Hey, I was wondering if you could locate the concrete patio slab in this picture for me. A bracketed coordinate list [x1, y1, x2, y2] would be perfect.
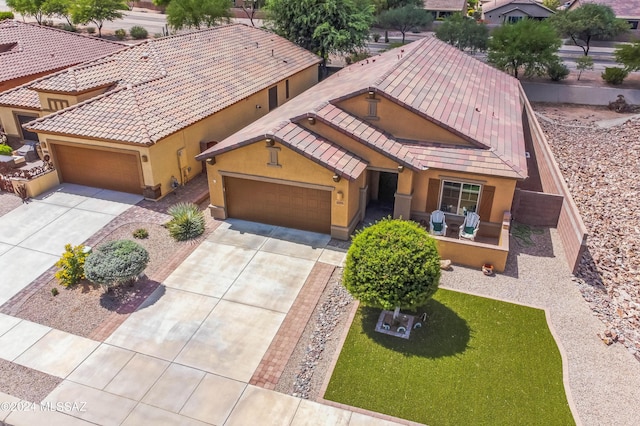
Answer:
[141, 363, 205, 414]
[179, 373, 246, 425]
[0, 247, 58, 305]
[348, 412, 403, 426]
[43, 381, 137, 426]
[0, 202, 69, 246]
[34, 184, 104, 207]
[0, 320, 50, 361]
[223, 251, 315, 313]
[19, 208, 115, 256]
[290, 400, 352, 426]
[175, 300, 285, 382]
[0, 242, 12, 256]
[122, 403, 209, 426]
[164, 241, 256, 298]
[225, 385, 300, 426]
[66, 344, 135, 390]
[0, 313, 21, 337]
[14, 329, 100, 378]
[75, 190, 142, 215]
[261, 227, 330, 261]
[5, 405, 96, 426]
[103, 353, 169, 401]
[106, 287, 218, 361]
[318, 248, 347, 267]
[208, 219, 275, 250]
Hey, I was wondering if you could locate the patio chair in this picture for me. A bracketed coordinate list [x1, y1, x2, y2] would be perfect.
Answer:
[429, 210, 447, 236]
[459, 212, 480, 241]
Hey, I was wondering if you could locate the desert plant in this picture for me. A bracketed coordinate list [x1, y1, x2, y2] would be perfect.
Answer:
[0, 11, 15, 19]
[129, 25, 148, 39]
[114, 28, 126, 40]
[167, 202, 205, 241]
[86, 26, 96, 34]
[0, 144, 13, 156]
[84, 239, 149, 290]
[547, 61, 569, 81]
[61, 23, 77, 32]
[133, 228, 149, 239]
[372, 32, 380, 42]
[601, 67, 628, 85]
[51, 288, 59, 296]
[343, 217, 441, 320]
[55, 244, 89, 287]
[576, 55, 594, 80]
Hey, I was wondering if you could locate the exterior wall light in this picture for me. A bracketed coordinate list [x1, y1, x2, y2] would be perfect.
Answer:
[332, 174, 341, 182]
[265, 138, 275, 147]
[206, 157, 215, 165]
[141, 155, 148, 162]
[397, 165, 404, 173]
[308, 117, 316, 124]
[336, 191, 344, 202]
[368, 90, 375, 99]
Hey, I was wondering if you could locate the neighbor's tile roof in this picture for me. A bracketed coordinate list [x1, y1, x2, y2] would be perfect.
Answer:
[23, 24, 321, 144]
[0, 85, 40, 109]
[0, 20, 124, 85]
[574, 0, 639, 19]
[199, 36, 528, 180]
[423, 0, 467, 12]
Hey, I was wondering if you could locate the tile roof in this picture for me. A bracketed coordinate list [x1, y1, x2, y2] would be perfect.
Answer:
[0, 85, 40, 109]
[0, 20, 124, 85]
[484, 0, 554, 13]
[23, 24, 322, 144]
[572, 0, 639, 19]
[423, 0, 467, 12]
[199, 36, 528, 180]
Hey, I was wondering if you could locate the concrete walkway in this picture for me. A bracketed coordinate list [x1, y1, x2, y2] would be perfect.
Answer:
[0, 219, 407, 426]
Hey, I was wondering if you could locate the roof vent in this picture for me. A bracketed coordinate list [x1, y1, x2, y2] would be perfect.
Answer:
[141, 52, 149, 60]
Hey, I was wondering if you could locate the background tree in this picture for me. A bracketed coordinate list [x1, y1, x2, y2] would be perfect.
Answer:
[615, 39, 640, 71]
[549, 4, 629, 56]
[436, 12, 489, 53]
[343, 218, 441, 320]
[6, 0, 46, 24]
[266, 0, 374, 69]
[166, 0, 230, 30]
[376, 4, 432, 44]
[239, 0, 264, 27]
[71, 0, 128, 37]
[575, 55, 594, 80]
[542, 0, 559, 11]
[488, 19, 561, 79]
[42, 0, 72, 26]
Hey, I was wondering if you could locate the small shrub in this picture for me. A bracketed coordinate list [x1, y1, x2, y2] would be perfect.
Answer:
[167, 202, 205, 241]
[547, 61, 569, 81]
[153, 33, 163, 39]
[0, 144, 13, 156]
[130, 26, 148, 40]
[55, 244, 89, 287]
[115, 29, 127, 40]
[86, 26, 96, 34]
[0, 11, 15, 19]
[576, 55, 594, 80]
[372, 33, 381, 42]
[61, 23, 77, 32]
[51, 288, 59, 296]
[601, 67, 628, 85]
[133, 228, 149, 239]
[85, 240, 149, 291]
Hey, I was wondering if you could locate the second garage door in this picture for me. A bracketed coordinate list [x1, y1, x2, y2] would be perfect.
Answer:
[52, 144, 143, 194]
[225, 177, 331, 234]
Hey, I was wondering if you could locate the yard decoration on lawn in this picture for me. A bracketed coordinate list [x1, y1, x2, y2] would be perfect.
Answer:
[343, 218, 441, 338]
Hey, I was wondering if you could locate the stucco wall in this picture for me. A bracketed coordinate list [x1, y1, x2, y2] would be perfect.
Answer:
[484, 4, 553, 25]
[0, 107, 41, 138]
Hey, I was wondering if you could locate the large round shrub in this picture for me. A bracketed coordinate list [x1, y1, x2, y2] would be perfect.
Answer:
[343, 218, 441, 311]
[85, 240, 149, 289]
[129, 25, 148, 40]
[167, 202, 205, 241]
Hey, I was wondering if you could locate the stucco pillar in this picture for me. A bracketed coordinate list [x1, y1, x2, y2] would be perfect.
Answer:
[369, 170, 380, 201]
[394, 192, 413, 220]
[359, 185, 368, 221]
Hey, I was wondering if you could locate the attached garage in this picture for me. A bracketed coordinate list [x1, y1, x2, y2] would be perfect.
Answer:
[225, 177, 331, 234]
[51, 144, 143, 194]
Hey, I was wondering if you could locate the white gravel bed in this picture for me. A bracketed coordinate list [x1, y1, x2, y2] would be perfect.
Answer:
[0, 359, 61, 403]
[441, 228, 640, 426]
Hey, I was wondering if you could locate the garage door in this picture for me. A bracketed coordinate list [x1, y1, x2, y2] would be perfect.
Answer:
[225, 177, 331, 234]
[52, 144, 142, 194]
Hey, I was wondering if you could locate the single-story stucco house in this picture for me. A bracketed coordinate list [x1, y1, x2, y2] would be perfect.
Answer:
[0, 24, 320, 199]
[483, 0, 555, 24]
[423, 0, 467, 19]
[197, 36, 532, 270]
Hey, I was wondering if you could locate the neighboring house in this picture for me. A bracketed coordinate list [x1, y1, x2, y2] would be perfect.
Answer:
[196, 36, 529, 254]
[423, 0, 467, 19]
[569, 0, 640, 32]
[482, 0, 554, 24]
[0, 24, 321, 199]
[0, 20, 124, 93]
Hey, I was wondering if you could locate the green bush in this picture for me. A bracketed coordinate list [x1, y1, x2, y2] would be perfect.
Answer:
[133, 228, 149, 239]
[0, 12, 15, 20]
[601, 67, 628, 85]
[0, 144, 13, 156]
[372, 33, 381, 42]
[343, 218, 441, 312]
[130, 26, 148, 40]
[61, 23, 77, 32]
[167, 203, 205, 241]
[547, 61, 569, 81]
[55, 244, 89, 287]
[114, 29, 127, 40]
[86, 26, 96, 34]
[85, 240, 149, 290]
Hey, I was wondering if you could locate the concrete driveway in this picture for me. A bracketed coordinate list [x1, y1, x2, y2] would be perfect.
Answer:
[0, 184, 142, 305]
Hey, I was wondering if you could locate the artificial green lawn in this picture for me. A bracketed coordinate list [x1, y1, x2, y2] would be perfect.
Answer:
[324, 289, 574, 426]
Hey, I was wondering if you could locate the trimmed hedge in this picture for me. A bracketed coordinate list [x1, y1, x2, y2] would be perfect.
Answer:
[0, 144, 12, 156]
[85, 240, 149, 289]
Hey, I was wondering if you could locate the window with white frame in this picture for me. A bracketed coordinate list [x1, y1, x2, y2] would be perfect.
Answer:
[440, 180, 481, 216]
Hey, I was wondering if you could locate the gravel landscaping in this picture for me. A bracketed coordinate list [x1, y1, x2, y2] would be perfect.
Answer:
[0, 359, 62, 404]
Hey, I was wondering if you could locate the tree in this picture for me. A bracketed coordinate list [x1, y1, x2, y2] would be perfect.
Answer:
[542, 0, 559, 11]
[84, 240, 149, 291]
[343, 218, 441, 320]
[165, 0, 230, 30]
[376, 5, 432, 44]
[42, 0, 72, 26]
[436, 12, 489, 53]
[71, 0, 128, 37]
[6, 0, 46, 24]
[549, 4, 629, 56]
[239, 0, 263, 27]
[488, 19, 562, 79]
[266, 0, 374, 68]
[615, 39, 640, 71]
[575, 55, 594, 80]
